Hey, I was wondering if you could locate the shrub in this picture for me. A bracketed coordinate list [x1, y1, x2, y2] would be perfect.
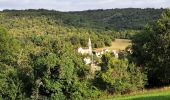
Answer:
[95, 54, 146, 94]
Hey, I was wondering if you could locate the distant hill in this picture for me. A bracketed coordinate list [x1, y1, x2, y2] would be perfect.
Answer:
[0, 8, 165, 48]
[69, 8, 164, 30]
[2, 8, 164, 30]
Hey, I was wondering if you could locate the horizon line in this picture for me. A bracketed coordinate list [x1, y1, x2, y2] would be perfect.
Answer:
[0, 7, 167, 12]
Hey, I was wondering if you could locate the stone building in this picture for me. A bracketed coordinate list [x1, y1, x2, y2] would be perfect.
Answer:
[78, 38, 92, 55]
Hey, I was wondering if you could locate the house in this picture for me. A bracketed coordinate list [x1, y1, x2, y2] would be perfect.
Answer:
[83, 57, 91, 65]
[111, 50, 119, 58]
[91, 64, 101, 73]
[95, 49, 104, 57]
[94, 48, 110, 57]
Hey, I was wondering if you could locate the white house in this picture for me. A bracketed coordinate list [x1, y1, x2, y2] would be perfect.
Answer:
[111, 50, 119, 58]
[94, 48, 110, 57]
[83, 57, 91, 65]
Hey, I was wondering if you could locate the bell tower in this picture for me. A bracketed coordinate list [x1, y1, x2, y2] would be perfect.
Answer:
[88, 37, 92, 55]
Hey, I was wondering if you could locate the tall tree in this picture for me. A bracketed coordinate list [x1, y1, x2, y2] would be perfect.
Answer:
[132, 9, 170, 86]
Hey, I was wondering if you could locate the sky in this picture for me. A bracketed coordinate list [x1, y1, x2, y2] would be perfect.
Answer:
[0, 0, 170, 11]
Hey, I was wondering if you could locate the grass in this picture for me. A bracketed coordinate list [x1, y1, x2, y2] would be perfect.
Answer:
[95, 39, 131, 51]
[107, 86, 170, 100]
[108, 39, 131, 50]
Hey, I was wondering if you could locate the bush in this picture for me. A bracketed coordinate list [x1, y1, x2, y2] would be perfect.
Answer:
[94, 54, 146, 94]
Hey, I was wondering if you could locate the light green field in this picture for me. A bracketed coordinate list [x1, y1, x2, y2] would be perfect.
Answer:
[109, 88, 170, 100]
[108, 39, 131, 50]
[95, 39, 131, 51]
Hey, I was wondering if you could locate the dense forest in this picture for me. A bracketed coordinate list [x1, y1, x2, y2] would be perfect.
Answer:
[0, 8, 170, 99]
[2, 8, 164, 30]
[0, 8, 164, 47]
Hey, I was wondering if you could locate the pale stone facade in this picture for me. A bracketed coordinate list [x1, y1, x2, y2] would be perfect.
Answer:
[83, 57, 91, 65]
[78, 38, 92, 55]
[111, 50, 119, 58]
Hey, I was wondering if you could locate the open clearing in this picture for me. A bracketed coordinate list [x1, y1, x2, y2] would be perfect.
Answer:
[108, 87, 170, 100]
[94, 39, 131, 51]
[108, 39, 132, 50]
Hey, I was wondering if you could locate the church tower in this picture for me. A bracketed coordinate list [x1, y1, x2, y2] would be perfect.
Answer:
[88, 37, 92, 55]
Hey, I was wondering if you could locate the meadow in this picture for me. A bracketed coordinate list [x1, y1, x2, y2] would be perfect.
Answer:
[109, 39, 132, 50]
[109, 87, 170, 100]
[95, 39, 132, 51]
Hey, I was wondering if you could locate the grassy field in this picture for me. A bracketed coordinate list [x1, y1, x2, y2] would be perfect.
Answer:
[108, 39, 132, 50]
[108, 87, 170, 100]
[95, 39, 131, 51]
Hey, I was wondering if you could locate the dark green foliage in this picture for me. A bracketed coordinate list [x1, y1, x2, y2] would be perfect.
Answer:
[94, 53, 146, 94]
[17, 34, 100, 99]
[2, 8, 163, 30]
[132, 9, 170, 86]
[72, 8, 163, 30]
[0, 27, 99, 99]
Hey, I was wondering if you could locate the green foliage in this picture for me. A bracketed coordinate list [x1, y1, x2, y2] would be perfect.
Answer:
[132, 9, 170, 86]
[72, 8, 163, 30]
[0, 28, 20, 65]
[0, 63, 19, 100]
[0, 27, 22, 99]
[2, 8, 163, 30]
[0, 8, 164, 48]
[95, 53, 146, 94]
[0, 27, 98, 99]
[18, 35, 99, 99]
[0, 8, 165, 99]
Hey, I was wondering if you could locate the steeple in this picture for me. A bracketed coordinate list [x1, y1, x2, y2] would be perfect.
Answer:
[88, 37, 92, 55]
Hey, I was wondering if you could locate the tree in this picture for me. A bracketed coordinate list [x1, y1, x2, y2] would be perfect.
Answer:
[27, 36, 99, 99]
[132, 9, 170, 86]
[94, 53, 146, 94]
[0, 27, 22, 99]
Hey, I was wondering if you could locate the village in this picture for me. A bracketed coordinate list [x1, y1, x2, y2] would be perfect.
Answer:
[77, 38, 132, 72]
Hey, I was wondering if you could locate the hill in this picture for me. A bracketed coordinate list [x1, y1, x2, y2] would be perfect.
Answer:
[70, 8, 164, 30]
[0, 8, 164, 48]
[2, 8, 164, 30]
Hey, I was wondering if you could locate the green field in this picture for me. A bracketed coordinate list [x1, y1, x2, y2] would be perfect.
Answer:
[95, 39, 131, 51]
[109, 89, 170, 100]
[108, 39, 132, 50]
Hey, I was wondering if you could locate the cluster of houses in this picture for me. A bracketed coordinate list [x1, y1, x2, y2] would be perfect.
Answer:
[95, 48, 119, 58]
[77, 37, 132, 73]
[78, 38, 120, 66]
[78, 38, 119, 58]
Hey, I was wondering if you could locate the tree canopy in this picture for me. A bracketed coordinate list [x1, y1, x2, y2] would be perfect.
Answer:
[132, 9, 170, 86]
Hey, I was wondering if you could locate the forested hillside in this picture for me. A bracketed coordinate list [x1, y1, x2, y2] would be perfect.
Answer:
[0, 8, 169, 100]
[70, 8, 164, 30]
[2, 8, 164, 30]
[0, 8, 164, 48]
